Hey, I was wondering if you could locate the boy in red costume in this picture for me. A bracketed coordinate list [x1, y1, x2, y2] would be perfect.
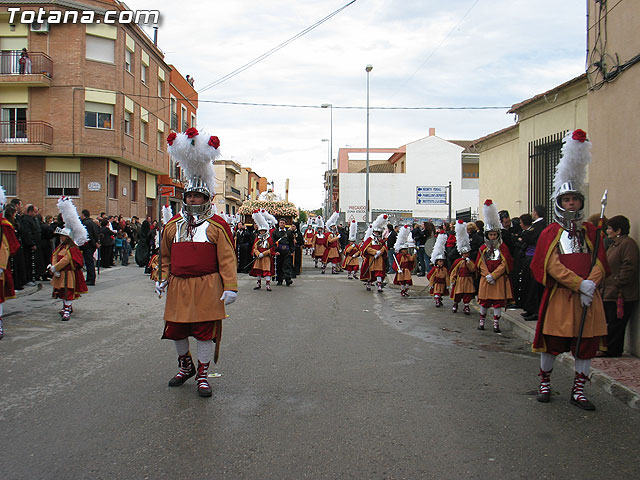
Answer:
[249, 211, 275, 291]
[449, 220, 476, 315]
[342, 220, 360, 279]
[392, 225, 416, 297]
[427, 232, 449, 307]
[0, 186, 20, 339]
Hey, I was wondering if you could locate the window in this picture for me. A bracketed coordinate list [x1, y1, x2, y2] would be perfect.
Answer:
[0, 171, 17, 196]
[226, 204, 230, 215]
[141, 64, 147, 84]
[232, 205, 236, 215]
[85, 102, 113, 129]
[181, 105, 188, 131]
[131, 179, 138, 202]
[140, 121, 147, 143]
[158, 79, 163, 98]
[86, 35, 115, 63]
[109, 174, 118, 199]
[124, 111, 131, 135]
[157, 130, 163, 151]
[125, 49, 132, 73]
[1, 107, 27, 142]
[46, 172, 79, 197]
[170, 96, 177, 131]
[190, 113, 196, 128]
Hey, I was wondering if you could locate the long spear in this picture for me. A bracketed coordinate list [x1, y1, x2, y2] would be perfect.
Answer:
[574, 190, 607, 357]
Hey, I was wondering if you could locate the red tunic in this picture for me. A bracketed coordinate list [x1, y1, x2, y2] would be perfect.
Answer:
[50, 244, 88, 301]
[342, 243, 360, 271]
[0, 216, 20, 303]
[249, 236, 275, 277]
[393, 252, 415, 285]
[427, 265, 449, 296]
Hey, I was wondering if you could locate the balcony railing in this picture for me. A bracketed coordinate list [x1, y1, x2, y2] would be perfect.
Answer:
[0, 51, 53, 77]
[0, 121, 53, 145]
[224, 185, 242, 200]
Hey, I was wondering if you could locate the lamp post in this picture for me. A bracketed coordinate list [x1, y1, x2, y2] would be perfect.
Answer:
[321, 104, 333, 213]
[365, 64, 373, 223]
[321, 140, 329, 216]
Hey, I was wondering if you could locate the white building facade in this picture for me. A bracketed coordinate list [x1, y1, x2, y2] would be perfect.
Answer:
[339, 134, 479, 223]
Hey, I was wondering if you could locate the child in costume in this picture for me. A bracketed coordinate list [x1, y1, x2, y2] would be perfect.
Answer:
[48, 197, 89, 321]
[249, 211, 275, 291]
[476, 199, 514, 333]
[342, 220, 360, 279]
[0, 186, 20, 339]
[311, 217, 327, 270]
[393, 225, 416, 297]
[427, 232, 449, 307]
[323, 211, 342, 274]
[449, 220, 476, 315]
[362, 214, 389, 293]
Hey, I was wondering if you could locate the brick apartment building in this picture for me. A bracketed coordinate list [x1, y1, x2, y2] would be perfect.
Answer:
[0, 1, 173, 219]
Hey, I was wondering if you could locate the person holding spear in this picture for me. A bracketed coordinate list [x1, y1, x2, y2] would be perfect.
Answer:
[531, 129, 609, 411]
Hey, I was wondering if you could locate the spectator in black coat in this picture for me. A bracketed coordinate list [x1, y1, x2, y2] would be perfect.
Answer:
[412, 223, 426, 275]
[99, 219, 114, 268]
[9, 199, 26, 289]
[81, 210, 100, 285]
[386, 224, 398, 273]
[518, 212, 545, 320]
[21, 204, 44, 285]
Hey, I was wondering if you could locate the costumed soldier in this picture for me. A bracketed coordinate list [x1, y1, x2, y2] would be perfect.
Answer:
[311, 217, 328, 270]
[0, 186, 20, 339]
[531, 129, 608, 410]
[362, 214, 389, 293]
[427, 232, 449, 307]
[303, 221, 315, 255]
[249, 210, 275, 291]
[323, 211, 341, 274]
[476, 199, 514, 333]
[392, 225, 416, 297]
[272, 217, 294, 286]
[158, 129, 238, 398]
[449, 220, 476, 315]
[342, 220, 361, 279]
[48, 197, 89, 321]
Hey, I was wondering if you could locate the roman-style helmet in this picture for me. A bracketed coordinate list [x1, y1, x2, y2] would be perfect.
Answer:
[55, 197, 88, 246]
[167, 128, 221, 224]
[552, 129, 591, 230]
[455, 219, 471, 254]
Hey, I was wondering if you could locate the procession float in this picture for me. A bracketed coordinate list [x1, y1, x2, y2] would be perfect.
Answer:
[237, 185, 298, 227]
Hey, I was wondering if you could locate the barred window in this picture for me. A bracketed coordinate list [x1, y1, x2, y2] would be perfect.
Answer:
[109, 174, 118, 199]
[0, 171, 16, 196]
[46, 172, 79, 197]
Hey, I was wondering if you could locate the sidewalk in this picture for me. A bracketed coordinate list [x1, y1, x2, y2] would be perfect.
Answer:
[390, 272, 640, 409]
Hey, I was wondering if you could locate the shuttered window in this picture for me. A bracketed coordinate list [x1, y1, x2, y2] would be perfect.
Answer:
[0, 171, 16, 196]
[46, 172, 79, 197]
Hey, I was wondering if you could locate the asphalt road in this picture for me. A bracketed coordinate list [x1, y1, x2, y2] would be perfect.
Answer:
[1, 257, 639, 479]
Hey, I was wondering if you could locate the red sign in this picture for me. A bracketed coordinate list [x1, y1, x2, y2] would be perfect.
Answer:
[159, 186, 175, 197]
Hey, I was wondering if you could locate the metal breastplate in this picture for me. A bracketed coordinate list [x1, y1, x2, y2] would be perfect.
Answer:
[484, 247, 501, 261]
[257, 235, 270, 249]
[557, 229, 589, 254]
[174, 219, 212, 243]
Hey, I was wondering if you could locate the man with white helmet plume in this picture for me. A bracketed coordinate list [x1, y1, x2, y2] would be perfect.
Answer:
[361, 214, 389, 293]
[476, 199, 514, 333]
[161, 129, 238, 398]
[449, 220, 476, 315]
[323, 211, 341, 274]
[249, 210, 275, 291]
[311, 216, 328, 270]
[48, 197, 89, 321]
[392, 225, 416, 297]
[342, 220, 361, 279]
[530, 129, 609, 411]
[0, 186, 20, 339]
[427, 231, 449, 307]
[303, 219, 315, 255]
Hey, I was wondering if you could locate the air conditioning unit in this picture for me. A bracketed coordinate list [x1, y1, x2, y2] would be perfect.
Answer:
[30, 21, 49, 33]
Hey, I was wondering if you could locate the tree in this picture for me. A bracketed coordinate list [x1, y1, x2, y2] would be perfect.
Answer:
[298, 209, 308, 223]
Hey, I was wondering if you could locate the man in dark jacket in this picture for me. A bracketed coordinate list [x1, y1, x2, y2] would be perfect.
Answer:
[81, 209, 100, 285]
[9, 199, 27, 289]
[272, 218, 294, 286]
[386, 224, 398, 273]
[21, 204, 42, 286]
[234, 222, 254, 273]
[412, 223, 426, 275]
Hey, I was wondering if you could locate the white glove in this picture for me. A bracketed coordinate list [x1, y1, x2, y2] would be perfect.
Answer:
[485, 274, 495, 285]
[0, 267, 3, 275]
[465, 257, 471, 262]
[374, 251, 381, 259]
[54, 271, 61, 278]
[49, 264, 57, 273]
[155, 280, 168, 296]
[258, 252, 264, 258]
[579, 280, 596, 307]
[220, 291, 237, 305]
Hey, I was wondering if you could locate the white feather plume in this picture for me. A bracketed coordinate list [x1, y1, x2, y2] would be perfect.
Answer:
[348, 219, 358, 241]
[167, 130, 221, 194]
[553, 130, 592, 196]
[431, 233, 448, 261]
[252, 210, 269, 231]
[483, 199, 501, 233]
[363, 224, 373, 242]
[261, 209, 277, 227]
[0, 185, 6, 206]
[372, 213, 388, 232]
[396, 225, 411, 249]
[56, 197, 88, 246]
[162, 204, 173, 224]
[455, 220, 471, 254]
[325, 211, 339, 229]
[316, 216, 325, 229]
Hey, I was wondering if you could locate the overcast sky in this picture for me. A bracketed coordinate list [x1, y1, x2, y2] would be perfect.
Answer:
[130, 0, 587, 210]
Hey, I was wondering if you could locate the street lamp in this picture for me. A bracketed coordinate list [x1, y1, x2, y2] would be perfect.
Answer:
[321, 139, 329, 216]
[321, 104, 333, 213]
[365, 64, 373, 223]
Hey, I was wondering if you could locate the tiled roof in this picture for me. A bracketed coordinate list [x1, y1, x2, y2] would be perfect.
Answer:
[508, 73, 587, 113]
[468, 124, 518, 148]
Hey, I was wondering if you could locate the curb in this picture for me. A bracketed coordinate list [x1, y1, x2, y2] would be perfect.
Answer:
[499, 308, 640, 410]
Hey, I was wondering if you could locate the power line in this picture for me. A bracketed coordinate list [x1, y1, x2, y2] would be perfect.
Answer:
[196, 0, 358, 94]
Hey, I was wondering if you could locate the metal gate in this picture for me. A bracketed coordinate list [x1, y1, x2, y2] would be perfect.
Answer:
[528, 131, 567, 221]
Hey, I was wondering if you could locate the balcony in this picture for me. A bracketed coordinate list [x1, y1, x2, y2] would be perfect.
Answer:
[0, 51, 53, 87]
[224, 184, 242, 201]
[224, 160, 241, 175]
[0, 121, 53, 152]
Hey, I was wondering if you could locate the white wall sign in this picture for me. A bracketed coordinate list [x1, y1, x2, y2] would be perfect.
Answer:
[416, 186, 447, 205]
[122, 187, 127, 196]
[88, 182, 101, 191]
